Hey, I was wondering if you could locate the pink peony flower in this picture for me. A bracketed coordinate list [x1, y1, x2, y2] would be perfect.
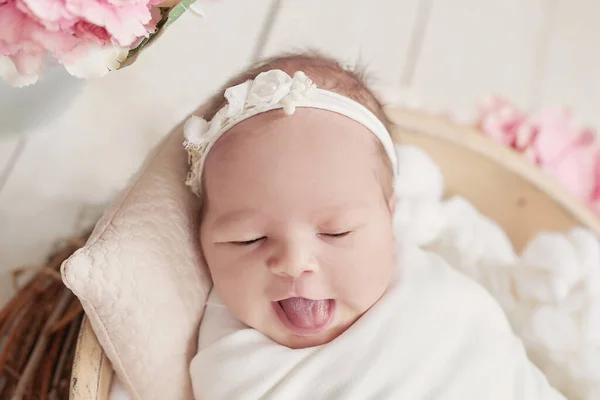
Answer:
[528, 108, 586, 164]
[589, 157, 600, 213]
[477, 96, 600, 213]
[64, 0, 157, 47]
[477, 95, 526, 148]
[544, 139, 599, 202]
[73, 21, 111, 45]
[0, 1, 63, 83]
[0, 0, 167, 86]
[15, 0, 76, 31]
[526, 109, 599, 201]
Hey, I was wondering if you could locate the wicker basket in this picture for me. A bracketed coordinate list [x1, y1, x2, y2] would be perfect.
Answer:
[66, 108, 600, 399]
[0, 235, 88, 399]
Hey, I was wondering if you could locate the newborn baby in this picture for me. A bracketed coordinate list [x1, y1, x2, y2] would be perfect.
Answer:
[185, 54, 565, 399]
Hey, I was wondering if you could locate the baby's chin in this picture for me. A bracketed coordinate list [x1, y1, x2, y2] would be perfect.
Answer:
[263, 305, 357, 349]
[269, 323, 350, 349]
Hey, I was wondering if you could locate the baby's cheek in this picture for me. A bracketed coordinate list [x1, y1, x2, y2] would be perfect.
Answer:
[325, 248, 392, 313]
[209, 253, 268, 318]
[211, 266, 256, 322]
[212, 256, 255, 292]
[339, 226, 395, 307]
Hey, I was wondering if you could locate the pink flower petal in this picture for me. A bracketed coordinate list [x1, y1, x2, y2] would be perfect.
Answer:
[0, 1, 59, 75]
[146, 4, 161, 32]
[61, 42, 127, 78]
[523, 147, 541, 165]
[529, 107, 583, 165]
[73, 20, 111, 45]
[589, 153, 600, 202]
[0, 54, 41, 86]
[515, 122, 537, 150]
[480, 114, 516, 146]
[65, 0, 154, 47]
[16, 0, 76, 31]
[546, 145, 598, 201]
[478, 94, 511, 116]
[10, 45, 45, 75]
[478, 103, 527, 149]
[0, 1, 29, 46]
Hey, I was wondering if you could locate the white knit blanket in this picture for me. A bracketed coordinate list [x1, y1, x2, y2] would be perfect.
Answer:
[189, 242, 564, 400]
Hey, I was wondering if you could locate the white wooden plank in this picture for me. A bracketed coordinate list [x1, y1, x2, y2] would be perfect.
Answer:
[536, 0, 600, 130]
[410, 0, 546, 119]
[0, 137, 23, 307]
[0, 0, 275, 305]
[0, 136, 21, 184]
[261, 0, 423, 86]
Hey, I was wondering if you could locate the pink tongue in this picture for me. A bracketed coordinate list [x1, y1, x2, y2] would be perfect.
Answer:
[279, 298, 331, 329]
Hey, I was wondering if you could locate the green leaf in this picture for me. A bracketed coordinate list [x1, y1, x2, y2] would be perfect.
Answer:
[119, 1, 197, 69]
[164, 0, 197, 28]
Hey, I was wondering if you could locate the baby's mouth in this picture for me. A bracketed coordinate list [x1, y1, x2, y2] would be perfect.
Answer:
[274, 298, 335, 335]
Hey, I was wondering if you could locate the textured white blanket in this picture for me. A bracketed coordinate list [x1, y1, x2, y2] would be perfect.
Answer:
[189, 242, 564, 400]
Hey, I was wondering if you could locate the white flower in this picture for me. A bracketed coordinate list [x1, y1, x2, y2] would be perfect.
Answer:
[393, 198, 446, 247]
[568, 228, 600, 276]
[281, 71, 317, 114]
[568, 228, 600, 297]
[514, 232, 582, 303]
[0, 56, 40, 87]
[63, 44, 128, 79]
[478, 265, 518, 313]
[521, 305, 579, 353]
[515, 122, 535, 148]
[581, 301, 600, 345]
[290, 71, 315, 94]
[224, 80, 251, 117]
[184, 115, 210, 146]
[431, 196, 517, 277]
[568, 346, 600, 384]
[561, 289, 588, 315]
[512, 267, 572, 304]
[394, 145, 444, 202]
[246, 69, 292, 108]
[584, 267, 600, 298]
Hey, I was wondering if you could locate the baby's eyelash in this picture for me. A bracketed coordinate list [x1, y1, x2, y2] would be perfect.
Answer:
[230, 232, 352, 245]
[322, 231, 351, 238]
[231, 237, 265, 245]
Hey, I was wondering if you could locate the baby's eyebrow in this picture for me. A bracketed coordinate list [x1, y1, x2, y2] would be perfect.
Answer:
[313, 206, 370, 225]
[212, 210, 263, 231]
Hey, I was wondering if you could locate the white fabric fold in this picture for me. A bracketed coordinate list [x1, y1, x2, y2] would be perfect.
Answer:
[190, 243, 565, 400]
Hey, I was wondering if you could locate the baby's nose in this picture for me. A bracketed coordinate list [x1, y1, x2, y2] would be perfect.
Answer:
[267, 242, 318, 278]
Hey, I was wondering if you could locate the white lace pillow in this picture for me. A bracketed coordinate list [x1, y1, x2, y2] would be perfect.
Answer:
[61, 118, 211, 400]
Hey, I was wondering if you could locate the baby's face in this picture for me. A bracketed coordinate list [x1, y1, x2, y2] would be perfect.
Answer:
[200, 108, 396, 349]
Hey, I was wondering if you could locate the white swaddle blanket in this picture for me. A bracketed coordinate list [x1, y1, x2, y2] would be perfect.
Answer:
[189, 242, 565, 400]
[108, 145, 597, 399]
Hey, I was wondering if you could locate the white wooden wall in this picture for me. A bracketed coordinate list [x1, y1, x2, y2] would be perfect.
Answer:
[1, 0, 599, 305]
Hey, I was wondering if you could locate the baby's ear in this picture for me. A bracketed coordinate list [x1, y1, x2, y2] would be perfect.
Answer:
[388, 193, 396, 215]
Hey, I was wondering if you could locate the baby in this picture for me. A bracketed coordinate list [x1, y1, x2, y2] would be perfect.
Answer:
[184, 53, 565, 399]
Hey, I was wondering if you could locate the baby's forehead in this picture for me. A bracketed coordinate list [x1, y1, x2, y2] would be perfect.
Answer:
[202, 108, 384, 200]
[207, 108, 380, 170]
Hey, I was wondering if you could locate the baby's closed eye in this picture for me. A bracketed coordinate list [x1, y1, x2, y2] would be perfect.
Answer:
[230, 236, 266, 246]
[225, 231, 352, 246]
[319, 231, 352, 238]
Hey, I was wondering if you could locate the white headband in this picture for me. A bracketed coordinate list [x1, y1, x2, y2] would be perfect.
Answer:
[183, 69, 398, 196]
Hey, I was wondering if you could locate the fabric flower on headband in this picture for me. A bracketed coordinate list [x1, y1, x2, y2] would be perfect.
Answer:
[183, 70, 317, 195]
[243, 70, 292, 109]
[182, 68, 399, 198]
